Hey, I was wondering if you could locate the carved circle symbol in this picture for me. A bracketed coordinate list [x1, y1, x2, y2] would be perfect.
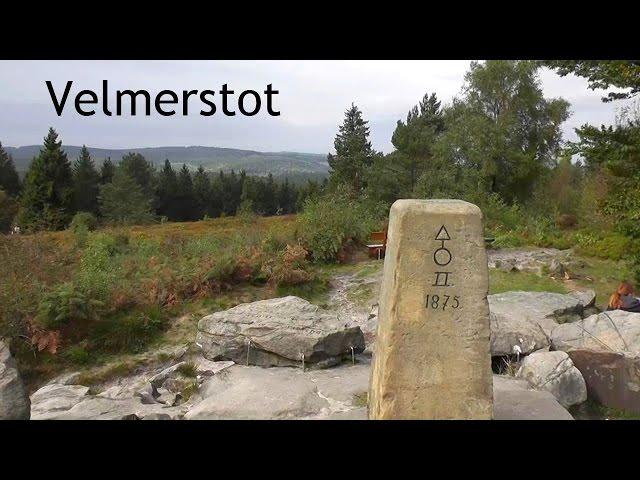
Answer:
[434, 247, 452, 266]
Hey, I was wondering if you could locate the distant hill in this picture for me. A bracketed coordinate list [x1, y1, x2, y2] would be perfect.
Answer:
[6, 145, 330, 178]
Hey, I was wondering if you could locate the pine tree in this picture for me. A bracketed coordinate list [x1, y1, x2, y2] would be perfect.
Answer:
[100, 157, 115, 184]
[120, 152, 157, 206]
[72, 145, 100, 214]
[0, 189, 19, 233]
[99, 168, 154, 225]
[19, 128, 75, 231]
[327, 103, 377, 192]
[176, 164, 195, 221]
[193, 166, 212, 219]
[263, 173, 277, 215]
[157, 159, 178, 220]
[0, 142, 21, 197]
[277, 177, 294, 214]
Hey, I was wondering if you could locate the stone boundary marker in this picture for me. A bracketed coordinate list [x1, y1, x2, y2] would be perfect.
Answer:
[368, 199, 493, 419]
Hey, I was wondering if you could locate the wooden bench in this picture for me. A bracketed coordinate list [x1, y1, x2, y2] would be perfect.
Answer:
[367, 231, 387, 260]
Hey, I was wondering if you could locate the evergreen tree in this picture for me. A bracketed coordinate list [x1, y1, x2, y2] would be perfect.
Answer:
[0, 189, 19, 233]
[327, 103, 377, 192]
[120, 152, 157, 207]
[367, 93, 446, 203]
[157, 159, 178, 220]
[19, 128, 75, 231]
[0, 142, 21, 197]
[263, 173, 277, 215]
[99, 168, 154, 225]
[277, 177, 294, 214]
[209, 172, 224, 217]
[176, 164, 195, 221]
[72, 145, 100, 214]
[100, 157, 116, 184]
[193, 165, 211, 219]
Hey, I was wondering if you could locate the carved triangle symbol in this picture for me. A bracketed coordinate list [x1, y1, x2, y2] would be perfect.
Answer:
[435, 225, 451, 241]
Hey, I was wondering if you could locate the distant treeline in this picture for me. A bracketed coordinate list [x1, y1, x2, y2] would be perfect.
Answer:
[0, 132, 326, 232]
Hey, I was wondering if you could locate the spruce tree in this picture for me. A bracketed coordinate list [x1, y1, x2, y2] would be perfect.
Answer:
[0, 142, 21, 197]
[157, 159, 178, 220]
[100, 157, 116, 184]
[176, 164, 195, 221]
[193, 165, 212, 219]
[99, 168, 154, 225]
[72, 145, 100, 214]
[19, 128, 75, 231]
[327, 103, 377, 192]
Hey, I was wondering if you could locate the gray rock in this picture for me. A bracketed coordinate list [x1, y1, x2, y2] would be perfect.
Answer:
[551, 310, 640, 355]
[196, 296, 365, 367]
[185, 359, 372, 420]
[489, 291, 586, 356]
[193, 358, 234, 377]
[548, 259, 567, 278]
[183, 361, 573, 420]
[487, 248, 572, 275]
[569, 290, 597, 309]
[148, 362, 186, 389]
[516, 351, 587, 407]
[142, 413, 173, 420]
[0, 340, 30, 420]
[185, 366, 329, 419]
[30, 384, 90, 419]
[34, 396, 186, 420]
[492, 374, 574, 420]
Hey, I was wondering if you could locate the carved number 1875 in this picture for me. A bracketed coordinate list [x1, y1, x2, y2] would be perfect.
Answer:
[425, 294, 460, 311]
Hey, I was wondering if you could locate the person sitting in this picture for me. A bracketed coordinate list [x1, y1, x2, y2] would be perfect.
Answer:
[608, 281, 640, 313]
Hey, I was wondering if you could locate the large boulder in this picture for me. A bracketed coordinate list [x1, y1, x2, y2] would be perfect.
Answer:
[568, 350, 640, 415]
[489, 291, 588, 356]
[551, 310, 640, 414]
[196, 296, 365, 367]
[551, 310, 640, 355]
[516, 350, 587, 407]
[0, 339, 30, 420]
[492, 374, 574, 420]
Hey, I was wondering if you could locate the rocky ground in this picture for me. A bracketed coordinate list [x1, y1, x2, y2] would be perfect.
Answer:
[2, 247, 639, 420]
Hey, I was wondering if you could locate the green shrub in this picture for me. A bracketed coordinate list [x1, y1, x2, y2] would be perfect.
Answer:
[92, 306, 167, 353]
[574, 231, 633, 260]
[477, 193, 523, 231]
[62, 345, 91, 365]
[69, 212, 98, 233]
[298, 189, 382, 263]
[36, 282, 104, 331]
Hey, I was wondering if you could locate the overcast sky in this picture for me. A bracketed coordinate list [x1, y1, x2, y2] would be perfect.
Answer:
[0, 60, 633, 154]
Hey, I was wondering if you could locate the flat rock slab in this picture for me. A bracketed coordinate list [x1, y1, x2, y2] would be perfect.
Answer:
[487, 248, 572, 274]
[39, 396, 187, 420]
[489, 291, 587, 356]
[185, 360, 372, 420]
[196, 296, 365, 367]
[551, 310, 640, 355]
[492, 375, 574, 420]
